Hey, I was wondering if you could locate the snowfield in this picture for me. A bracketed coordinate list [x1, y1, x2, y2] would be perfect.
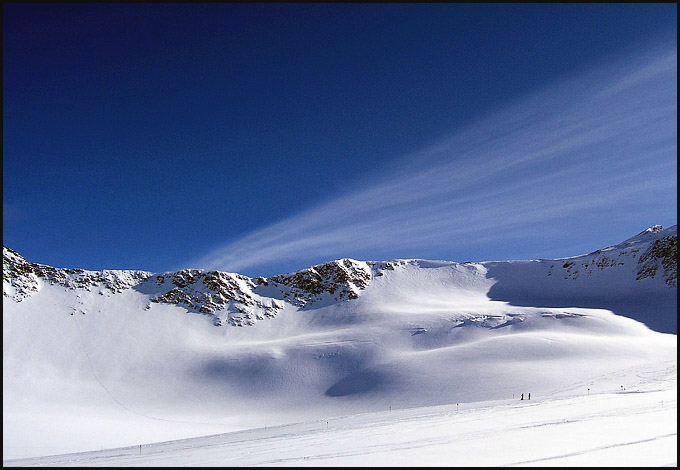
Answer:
[3, 363, 676, 466]
[3, 226, 677, 466]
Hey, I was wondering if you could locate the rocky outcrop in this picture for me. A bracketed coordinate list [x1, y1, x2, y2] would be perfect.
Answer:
[148, 269, 282, 327]
[3, 247, 152, 301]
[3, 247, 41, 302]
[3, 247, 373, 326]
[145, 259, 376, 324]
[264, 259, 372, 307]
[555, 250, 632, 280]
[546, 226, 677, 284]
[636, 235, 677, 287]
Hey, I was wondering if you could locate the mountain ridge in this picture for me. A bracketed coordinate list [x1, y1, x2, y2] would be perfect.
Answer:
[3, 225, 676, 329]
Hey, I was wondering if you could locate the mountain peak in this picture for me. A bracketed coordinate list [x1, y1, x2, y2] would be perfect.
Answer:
[614, 224, 676, 248]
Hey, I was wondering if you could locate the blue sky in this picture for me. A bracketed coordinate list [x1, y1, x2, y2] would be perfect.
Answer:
[3, 4, 677, 276]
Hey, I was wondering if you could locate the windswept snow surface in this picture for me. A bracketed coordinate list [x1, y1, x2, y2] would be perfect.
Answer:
[3, 228, 677, 465]
[4, 360, 676, 467]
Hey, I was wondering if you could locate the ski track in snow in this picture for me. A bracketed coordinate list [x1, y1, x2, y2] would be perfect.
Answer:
[4, 363, 676, 467]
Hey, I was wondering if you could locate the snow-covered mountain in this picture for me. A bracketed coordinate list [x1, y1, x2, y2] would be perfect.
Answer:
[485, 224, 677, 334]
[4, 225, 676, 330]
[3, 225, 677, 461]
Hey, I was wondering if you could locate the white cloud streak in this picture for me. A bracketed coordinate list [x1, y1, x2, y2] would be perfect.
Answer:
[192, 45, 677, 275]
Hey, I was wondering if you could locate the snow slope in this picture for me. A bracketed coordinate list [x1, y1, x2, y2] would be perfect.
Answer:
[486, 224, 677, 333]
[2, 226, 676, 464]
[4, 360, 676, 467]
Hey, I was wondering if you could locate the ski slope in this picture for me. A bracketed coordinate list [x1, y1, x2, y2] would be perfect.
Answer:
[4, 359, 676, 466]
[3, 226, 677, 465]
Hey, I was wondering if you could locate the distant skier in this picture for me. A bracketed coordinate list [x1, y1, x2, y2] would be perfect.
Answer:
[528, 393, 531, 400]
[521, 393, 524, 400]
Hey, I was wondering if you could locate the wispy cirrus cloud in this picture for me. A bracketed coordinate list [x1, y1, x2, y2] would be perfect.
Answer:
[191, 45, 677, 275]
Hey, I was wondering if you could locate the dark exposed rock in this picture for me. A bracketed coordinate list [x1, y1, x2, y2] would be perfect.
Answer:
[636, 235, 677, 287]
[3, 247, 40, 301]
[149, 269, 281, 326]
[3, 247, 152, 301]
[267, 259, 372, 307]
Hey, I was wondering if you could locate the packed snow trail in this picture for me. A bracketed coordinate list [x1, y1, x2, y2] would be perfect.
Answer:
[4, 375, 675, 467]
